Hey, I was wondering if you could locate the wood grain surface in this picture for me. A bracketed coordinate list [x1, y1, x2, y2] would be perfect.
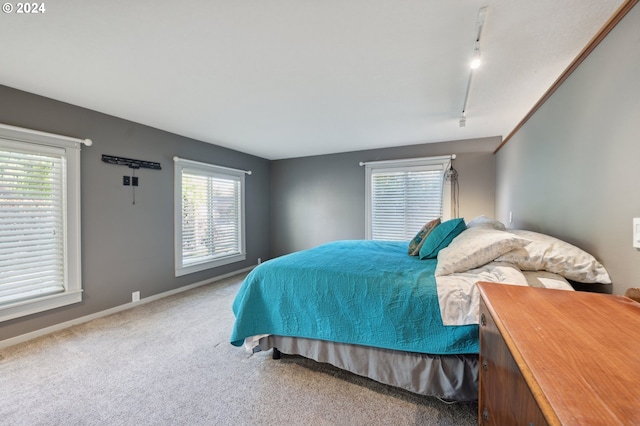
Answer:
[478, 282, 640, 425]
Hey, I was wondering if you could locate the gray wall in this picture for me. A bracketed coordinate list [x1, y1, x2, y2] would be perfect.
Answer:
[271, 137, 500, 257]
[495, 4, 640, 296]
[0, 85, 271, 341]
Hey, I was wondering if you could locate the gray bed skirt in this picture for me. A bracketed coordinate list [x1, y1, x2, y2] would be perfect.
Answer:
[258, 335, 478, 401]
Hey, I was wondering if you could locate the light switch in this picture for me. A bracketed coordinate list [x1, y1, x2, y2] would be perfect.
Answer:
[634, 218, 640, 248]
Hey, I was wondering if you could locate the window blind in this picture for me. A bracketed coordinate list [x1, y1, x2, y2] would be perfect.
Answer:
[0, 148, 66, 306]
[364, 155, 453, 241]
[370, 168, 444, 241]
[174, 156, 246, 276]
[181, 170, 242, 266]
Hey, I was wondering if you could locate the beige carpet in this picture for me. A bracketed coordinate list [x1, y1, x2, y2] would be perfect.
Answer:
[0, 272, 477, 425]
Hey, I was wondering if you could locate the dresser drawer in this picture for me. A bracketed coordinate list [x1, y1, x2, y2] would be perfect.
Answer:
[479, 293, 548, 426]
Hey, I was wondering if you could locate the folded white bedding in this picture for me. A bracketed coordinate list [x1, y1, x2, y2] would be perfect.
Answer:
[435, 262, 577, 326]
[436, 261, 529, 326]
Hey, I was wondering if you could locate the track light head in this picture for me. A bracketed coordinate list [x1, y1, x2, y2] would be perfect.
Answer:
[470, 48, 481, 70]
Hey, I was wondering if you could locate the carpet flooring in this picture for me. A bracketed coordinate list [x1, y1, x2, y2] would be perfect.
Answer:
[0, 272, 478, 425]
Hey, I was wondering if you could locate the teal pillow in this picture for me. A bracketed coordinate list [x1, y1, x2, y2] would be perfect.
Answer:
[419, 218, 466, 259]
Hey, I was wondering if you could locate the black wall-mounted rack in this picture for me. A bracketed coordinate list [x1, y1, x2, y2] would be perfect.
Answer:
[101, 154, 161, 170]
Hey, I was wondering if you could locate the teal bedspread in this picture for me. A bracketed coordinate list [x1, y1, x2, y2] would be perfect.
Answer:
[230, 240, 478, 355]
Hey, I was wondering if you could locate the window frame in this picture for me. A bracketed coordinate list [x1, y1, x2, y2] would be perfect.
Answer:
[174, 157, 246, 277]
[365, 155, 453, 240]
[0, 123, 83, 322]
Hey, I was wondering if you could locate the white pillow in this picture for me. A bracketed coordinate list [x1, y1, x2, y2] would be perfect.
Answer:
[435, 227, 531, 276]
[495, 230, 611, 284]
[466, 215, 506, 231]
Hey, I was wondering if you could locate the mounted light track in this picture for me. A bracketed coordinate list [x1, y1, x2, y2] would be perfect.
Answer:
[460, 6, 488, 127]
[469, 6, 487, 70]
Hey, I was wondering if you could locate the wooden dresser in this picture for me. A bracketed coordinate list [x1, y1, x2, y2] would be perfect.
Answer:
[477, 282, 640, 425]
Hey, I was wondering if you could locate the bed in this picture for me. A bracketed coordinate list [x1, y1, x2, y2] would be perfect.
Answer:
[230, 216, 611, 401]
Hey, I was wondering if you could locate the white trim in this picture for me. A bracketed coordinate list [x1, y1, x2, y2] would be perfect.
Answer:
[0, 123, 92, 148]
[365, 168, 373, 238]
[442, 179, 453, 220]
[359, 154, 455, 167]
[0, 125, 84, 322]
[365, 155, 455, 240]
[174, 159, 247, 277]
[176, 252, 247, 276]
[173, 156, 251, 175]
[0, 266, 255, 350]
[0, 291, 83, 323]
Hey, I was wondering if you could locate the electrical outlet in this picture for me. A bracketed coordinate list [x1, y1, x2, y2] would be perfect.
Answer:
[132, 176, 139, 186]
[123, 176, 131, 186]
[132, 291, 140, 302]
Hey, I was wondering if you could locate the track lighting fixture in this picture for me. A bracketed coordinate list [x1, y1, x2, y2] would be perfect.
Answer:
[470, 48, 482, 70]
[458, 6, 487, 128]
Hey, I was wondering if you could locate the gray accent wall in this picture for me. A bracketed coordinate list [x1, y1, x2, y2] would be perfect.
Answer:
[495, 4, 640, 296]
[0, 85, 271, 341]
[271, 137, 500, 257]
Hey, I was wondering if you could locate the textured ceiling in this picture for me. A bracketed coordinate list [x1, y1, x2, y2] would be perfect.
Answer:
[0, 0, 625, 159]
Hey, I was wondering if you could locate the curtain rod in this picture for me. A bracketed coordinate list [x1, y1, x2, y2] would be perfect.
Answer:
[359, 154, 456, 167]
[0, 123, 92, 146]
[173, 156, 252, 175]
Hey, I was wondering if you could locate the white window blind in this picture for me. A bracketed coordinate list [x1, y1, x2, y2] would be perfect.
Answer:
[0, 123, 83, 322]
[365, 156, 453, 241]
[0, 148, 66, 304]
[174, 157, 246, 276]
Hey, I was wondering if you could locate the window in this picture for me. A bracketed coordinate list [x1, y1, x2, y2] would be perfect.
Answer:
[0, 124, 83, 322]
[365, 156, 453, 241]
[174, 157, 246, 276]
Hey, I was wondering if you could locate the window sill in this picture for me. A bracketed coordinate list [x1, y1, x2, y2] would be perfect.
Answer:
[175, 253, 247, 277]
[0, 290, 83, 322]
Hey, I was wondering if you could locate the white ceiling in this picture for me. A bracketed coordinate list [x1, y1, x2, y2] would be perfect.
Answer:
[0, 0, 624, 160]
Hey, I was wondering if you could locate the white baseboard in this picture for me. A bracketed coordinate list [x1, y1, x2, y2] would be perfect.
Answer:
[0, 266, 254, 350]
